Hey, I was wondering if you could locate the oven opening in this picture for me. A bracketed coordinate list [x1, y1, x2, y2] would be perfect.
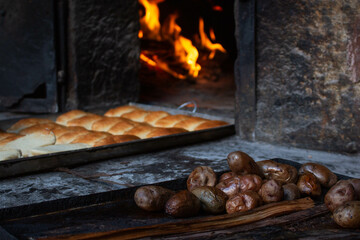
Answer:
[1, 0, 359, 154]
[137, 0, 236, 116]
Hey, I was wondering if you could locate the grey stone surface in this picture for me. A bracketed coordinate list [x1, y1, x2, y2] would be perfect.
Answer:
[0, 0, 58, 113]
[235, 0, 360, 153]
[0, 172, 116, 209]
[0, 136, 358, 209]
[66, 0, 140, 111]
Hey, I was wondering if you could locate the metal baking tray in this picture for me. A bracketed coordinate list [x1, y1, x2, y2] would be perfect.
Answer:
[0, 103, 235, 179]
[0, 159, 352, 240]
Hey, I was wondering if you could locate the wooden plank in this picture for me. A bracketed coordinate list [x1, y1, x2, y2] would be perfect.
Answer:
[40, 197, 314, 240]
[160, 204, 330, 239]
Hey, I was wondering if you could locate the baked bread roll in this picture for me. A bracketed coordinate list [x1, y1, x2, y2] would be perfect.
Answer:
[19, 123, 61, 135]
[194, 120, 230, 131]
[56, 110, 87, 125]
[67, 114, 103, 130]
[10, 119, 140, 148]
[30, 143, 90, 156]
[146, 127, 187, 138]
[93, 135, 140, 147]
[104, 105, 228, 131]
[104, 105, 140, 117]
[56, 110, 188, 139]
[92, 117, 135, 133]
[18, 121, 140, 147]
[0, 129, 56, 157]
[2, 103, 225, 160]
[0, 132, 21, 142]
[154, 115, 190, 128]
[0, 149, 22, 161]
[0, 133, 24, 146]
[7, 118, 54, 133]
[144, 111, 170, 125]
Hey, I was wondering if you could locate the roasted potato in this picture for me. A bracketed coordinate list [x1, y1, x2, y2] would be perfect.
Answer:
[227, 151, 263, 177]
[226, 190, 262, 214]
[258, 179, 283, 203]
[325, 180, 356, 212]
[348, 179, 360, 199]
[216, 174, 263, 198]
[191, 186, 228, 214]
[165, 190, 201, 218]
[187, 166, 217, 192]
[297, 172, 322, 197]
[219, 172, 236, 183]
[299, 163, 337, 188]
[282, 183, 301, 201]
[216, 176, 242, 197]
[257, 160, 298, 184]
[238, 174, 263, 193]
[134, 185, 175, 211]
[333, 201, 360, 228]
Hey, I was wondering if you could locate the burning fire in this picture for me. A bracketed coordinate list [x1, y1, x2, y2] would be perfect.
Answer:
[138, 0, 226, 79]
[138, 0, 162, 41]
[198, 18, 226, 60]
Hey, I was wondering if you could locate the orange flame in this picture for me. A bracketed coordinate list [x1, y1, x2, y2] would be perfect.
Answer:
[139, 0, 225, 79]
[140, 53, 187, 79]
[198, 18, 226, 59]
[139, 0, 162, 41]
[162, 13, 201, 77]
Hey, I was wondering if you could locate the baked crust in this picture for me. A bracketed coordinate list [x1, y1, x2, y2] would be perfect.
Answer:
[0, 135, 23, 146]
[146, 127, 187, 138]
[8, 118, 53, 133]
[71, 132, 111, 146]
[57, 131, 89, 144]
[56, 110, 87, 125]
[154, 115, 190, 128]
[93, 135, 140, 147]
[104, 105, 140, 117]
[0, 132, 20, 141]
[91, 117, 124, 132]
[112, 135, 140, 143]
[67, 114, 103, 130]
[194, 120, 228, 131]
[108, 120, 136, 135]
[173, 117, 208, 131]
[144, 111, 170, 125]
[19, 123, 59, 135]
[121, 110, 149, 122]
[124, 123, 155, 138]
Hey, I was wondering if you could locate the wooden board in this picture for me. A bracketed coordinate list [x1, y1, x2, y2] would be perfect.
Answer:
[0, 159, 359, 239]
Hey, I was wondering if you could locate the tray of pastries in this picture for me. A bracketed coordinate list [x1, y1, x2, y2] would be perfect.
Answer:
[0, 103, 234, 178]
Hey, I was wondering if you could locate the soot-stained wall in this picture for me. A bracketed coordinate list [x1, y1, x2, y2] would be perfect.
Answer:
[66, 0, 141, 111]
[235, 0, 360, 153]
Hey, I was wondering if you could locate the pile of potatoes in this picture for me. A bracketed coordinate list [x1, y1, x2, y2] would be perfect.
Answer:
[134, 151, 360, 228]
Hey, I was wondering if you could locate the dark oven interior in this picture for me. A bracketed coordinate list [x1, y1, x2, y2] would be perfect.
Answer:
[0, 0, 359, 153]
[138, 0, 236, 115]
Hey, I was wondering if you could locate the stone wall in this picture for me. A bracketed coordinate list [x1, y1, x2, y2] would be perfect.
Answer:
[235, 0, 360, 153]
[66, 0, 140, 111]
